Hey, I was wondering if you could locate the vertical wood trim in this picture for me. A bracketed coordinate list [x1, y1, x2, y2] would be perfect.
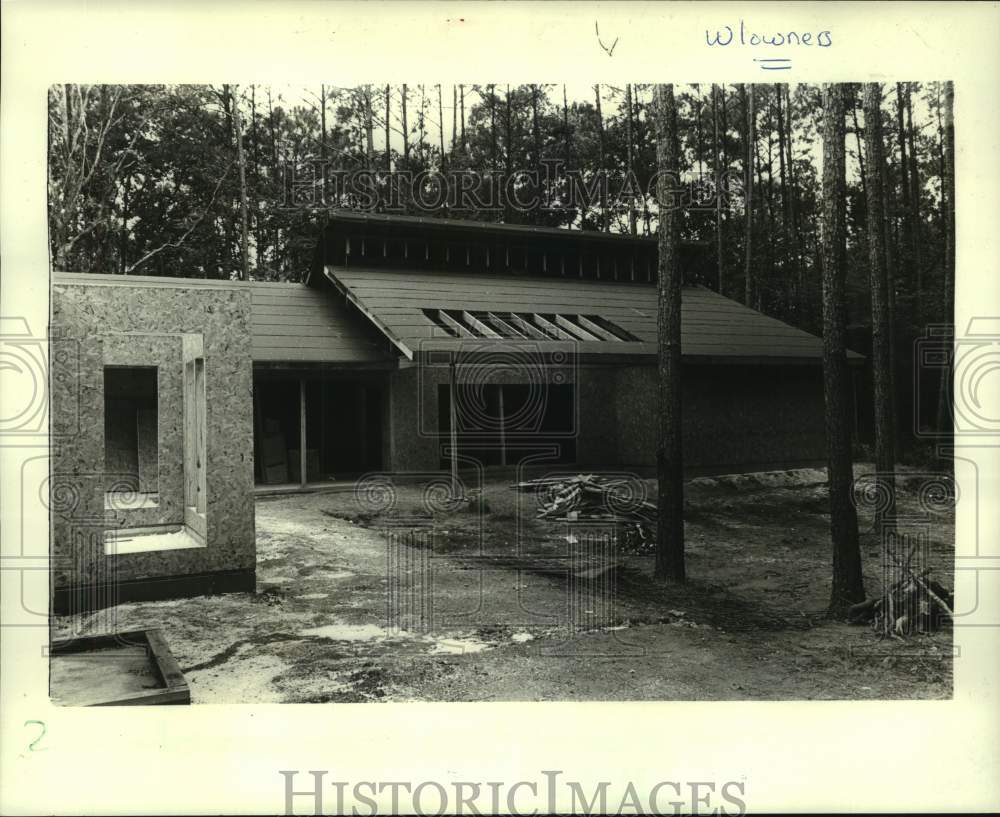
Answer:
[498, 385, 506, 467]
[449, 359, 459, 494]
[252, 373, 263, 484]
[356, 384, 368, 470]
[184, 361, 193, 506]
[299, 378, 307, 488]
[386, 376, 396, 470]
[196, 359, 206, 514]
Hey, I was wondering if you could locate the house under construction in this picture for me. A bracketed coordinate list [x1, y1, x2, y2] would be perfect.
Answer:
[50, 212, 856, 611]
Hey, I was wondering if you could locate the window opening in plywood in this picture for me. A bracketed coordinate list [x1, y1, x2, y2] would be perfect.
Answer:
[104, 366, 158, 503]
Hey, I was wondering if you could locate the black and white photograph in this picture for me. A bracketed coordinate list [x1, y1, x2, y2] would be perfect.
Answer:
[45, 79, 957, 704]
[2, 3, 998, 816]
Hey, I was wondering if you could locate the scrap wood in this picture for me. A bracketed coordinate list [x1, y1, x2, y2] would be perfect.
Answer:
[515, 474, 657, 553]
[848, 565, 953, 636]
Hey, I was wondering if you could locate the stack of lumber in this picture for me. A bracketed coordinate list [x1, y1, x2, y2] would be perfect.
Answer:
[513, 474, 657, 552]
[848, 566, 954, 636]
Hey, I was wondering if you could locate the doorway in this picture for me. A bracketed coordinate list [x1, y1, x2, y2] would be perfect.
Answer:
[253, 370, 384, 488]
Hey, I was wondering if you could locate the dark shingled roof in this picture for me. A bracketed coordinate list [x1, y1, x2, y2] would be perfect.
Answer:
[54, 264, 862, 367]
[323, 265, 861, 364]
[52, 271, 396, 365]
[248, 280, 394, 363]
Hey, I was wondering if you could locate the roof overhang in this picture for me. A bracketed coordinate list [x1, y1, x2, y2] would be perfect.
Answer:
[323, 265, 862, 366]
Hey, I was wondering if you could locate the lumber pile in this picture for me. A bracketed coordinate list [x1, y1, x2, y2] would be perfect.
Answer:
[513, 474, 657, 552]
[848, 566, 954, 636]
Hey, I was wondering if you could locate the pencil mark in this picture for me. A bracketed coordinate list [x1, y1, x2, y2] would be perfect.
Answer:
[595, 21, 619, 57]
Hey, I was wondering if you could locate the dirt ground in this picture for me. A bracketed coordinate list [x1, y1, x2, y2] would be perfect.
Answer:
[52, 464, 954, 703]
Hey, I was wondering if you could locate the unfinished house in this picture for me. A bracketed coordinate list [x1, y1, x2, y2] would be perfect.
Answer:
[51, 212, 854, 610]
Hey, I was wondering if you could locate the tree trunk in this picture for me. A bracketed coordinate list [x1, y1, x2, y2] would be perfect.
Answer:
[489, 84, 497, 170]
[761, 105, 775, 312]
[695, 85, 704, 176]
[776, 84, 793, 307]
[862, 83, 897, 534]
[626, 84, 637, 235]
[231, 88, 250, 280]
[937, 81, 955, 433]
[460, 85, 466, 152]
[935, 83, 946, 278]
[320, 84, 327, 161]
[881, 106, 900, 454]
[385, 85, 391, 172]
[438, 84, 446, 171]
[895, 84, 912, 269]
[743, 84, 755, 306]
[364, 85, 375, 171]
[120, 172, 131, 274]
[820, 84, 866, 617]
[532, 84, 542, 173]
[266, 87, 278, 269]
[563, 85, 571, 169]
[786, 86, 803, 317]
[720, 84, 729, 174]
[504, 85, 513, 221]
[251, 85, 263, 273]
[713, 84, 723, 291]
[595, 84, 607, 230]
[905, 83, 923, 315]
[851, 88, 867, 206]
[652, 83, 685, 583]
[401, 84, 409, 164]
[417, 85, 426, 157]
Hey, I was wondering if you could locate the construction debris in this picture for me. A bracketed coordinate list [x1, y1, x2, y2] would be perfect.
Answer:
[513, 474, 658, 552]
[848, 566, 954, 637]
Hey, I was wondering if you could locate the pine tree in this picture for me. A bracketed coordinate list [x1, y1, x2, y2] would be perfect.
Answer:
[862, 83, 897, 535]
[820, 83, 865, 616]
[652, 83, 685, 583]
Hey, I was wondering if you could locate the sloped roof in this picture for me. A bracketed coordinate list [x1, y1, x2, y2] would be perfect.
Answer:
[249, 280, 394, 363]
[54, 269, 861, 367]
[52, 272, 396, 365]
[324, 265, 856, 364]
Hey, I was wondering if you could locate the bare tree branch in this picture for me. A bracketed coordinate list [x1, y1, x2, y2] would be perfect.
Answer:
[124, 161, 233, 275]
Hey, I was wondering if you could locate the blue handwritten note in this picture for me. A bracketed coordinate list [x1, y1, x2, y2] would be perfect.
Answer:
[705, 19, 833, 69]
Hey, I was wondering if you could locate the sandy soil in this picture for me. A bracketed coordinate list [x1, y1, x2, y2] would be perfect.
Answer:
[52, 465, 954, 703]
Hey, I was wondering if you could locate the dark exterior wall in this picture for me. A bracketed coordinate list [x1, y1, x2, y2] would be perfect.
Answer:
[385, 360, 826, 475]
[51, 279, 255, 609]
[615, 363, 826, 472]
[575, 365, 619, 467]
[387, 362, 581, 474]
[387, 365, 439, 473]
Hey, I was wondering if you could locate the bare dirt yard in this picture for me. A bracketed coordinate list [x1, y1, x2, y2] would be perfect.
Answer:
[53, 465, 954, 703]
